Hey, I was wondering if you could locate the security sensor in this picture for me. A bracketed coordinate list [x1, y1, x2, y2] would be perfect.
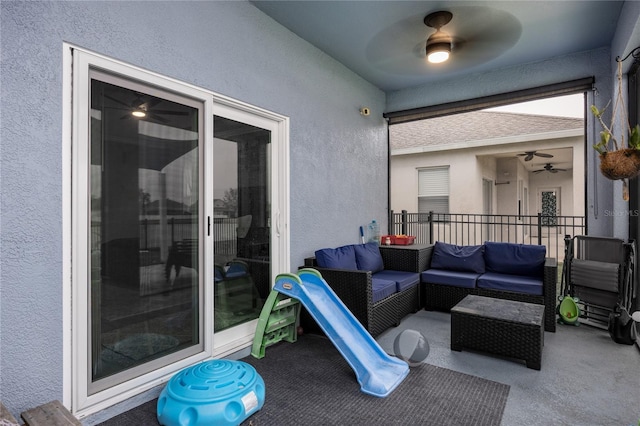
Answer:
[360, 107, 371, 116]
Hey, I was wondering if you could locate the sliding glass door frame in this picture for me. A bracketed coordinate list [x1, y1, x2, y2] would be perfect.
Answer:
[210, 101, 290, 356]
[66, 45, 289, 417]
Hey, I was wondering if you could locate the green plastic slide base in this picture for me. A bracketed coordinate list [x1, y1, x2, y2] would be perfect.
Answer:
[251, 289, 300, 359]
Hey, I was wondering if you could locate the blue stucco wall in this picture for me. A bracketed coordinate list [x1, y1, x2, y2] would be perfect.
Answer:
[0, 1, 386, 417]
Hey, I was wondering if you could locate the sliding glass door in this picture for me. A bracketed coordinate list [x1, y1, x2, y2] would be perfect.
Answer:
[69, 47, 289, 414]
[210, 102, 288, 353]
[88, 70, 204, 393]
[212, 116, 270, 333]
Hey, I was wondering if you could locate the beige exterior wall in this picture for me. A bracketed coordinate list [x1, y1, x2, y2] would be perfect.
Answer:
[390, 134, 586, 219]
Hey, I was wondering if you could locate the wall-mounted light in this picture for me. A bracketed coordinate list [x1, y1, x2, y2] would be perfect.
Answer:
[424, 11, 453, 64]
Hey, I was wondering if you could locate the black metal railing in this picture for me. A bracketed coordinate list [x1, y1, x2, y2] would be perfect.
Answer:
[92, 216, 239, 254]
[390, 210, 586, 260]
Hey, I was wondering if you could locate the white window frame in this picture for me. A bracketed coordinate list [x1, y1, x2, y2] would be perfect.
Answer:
[62, 44, 290, 418]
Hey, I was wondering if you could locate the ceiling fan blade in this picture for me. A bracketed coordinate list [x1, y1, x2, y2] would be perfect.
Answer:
[533, 170, 544, 174]
[144, 98, 163, 109]
[535, 153, 554, 158]
[446, 7, 522, 65]
[150, 109, 190, 116]
[105, 94, 133, 108]
[365, 6, 521, 77]
[148, 113, 169, 124]
[550, 170, 558, 173]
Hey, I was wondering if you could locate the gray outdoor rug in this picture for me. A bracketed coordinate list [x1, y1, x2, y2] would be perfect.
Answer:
[99, 334, 510, 426]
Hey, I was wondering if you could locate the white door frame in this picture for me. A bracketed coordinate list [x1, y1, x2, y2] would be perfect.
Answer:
[63, 44, 289, 418]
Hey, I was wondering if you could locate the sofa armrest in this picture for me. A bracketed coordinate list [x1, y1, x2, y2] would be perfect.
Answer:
[299, 259, 372, 322]
[543, 257, 557, 294]
[379, 244, 434, 272]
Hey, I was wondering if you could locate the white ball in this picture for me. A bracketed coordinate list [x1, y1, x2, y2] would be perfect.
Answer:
[393, 329, 430, 367]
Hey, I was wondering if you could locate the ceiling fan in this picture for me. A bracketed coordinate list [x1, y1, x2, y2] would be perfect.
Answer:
[518, 151, 554, 162]
[424, 11, 453, 63]
[104, 93, 189, 124]
[533, 163, 567, 174]
[366, 6, 522, 75]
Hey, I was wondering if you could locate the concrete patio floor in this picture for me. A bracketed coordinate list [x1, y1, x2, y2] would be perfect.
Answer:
[376, 310, 640, 426]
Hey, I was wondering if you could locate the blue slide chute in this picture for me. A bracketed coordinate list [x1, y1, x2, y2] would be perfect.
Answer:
[273, 268, 409, 397]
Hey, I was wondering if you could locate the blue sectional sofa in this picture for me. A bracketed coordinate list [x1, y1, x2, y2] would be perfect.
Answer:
[302, 242, 423, 336]
[422, 241, 557, 332]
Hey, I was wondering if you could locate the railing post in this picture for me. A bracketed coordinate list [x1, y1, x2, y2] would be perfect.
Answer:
[143, 218, 148, 250]
[389, 210, 394, 236]
[537, 213, 542, 245]
[401, 209, 407, 236]
[429, 211, 434, 244]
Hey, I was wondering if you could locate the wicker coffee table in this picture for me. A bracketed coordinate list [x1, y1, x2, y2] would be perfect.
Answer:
[451, 295, 545, 370]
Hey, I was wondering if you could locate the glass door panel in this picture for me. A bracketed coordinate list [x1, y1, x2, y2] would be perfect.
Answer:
[213, 116, 270, 333]
[89, 71, 203, 392]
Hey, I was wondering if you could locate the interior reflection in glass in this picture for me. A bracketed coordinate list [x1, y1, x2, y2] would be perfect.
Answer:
[213, 116, 270, 332]
[90, 78, 200, 384]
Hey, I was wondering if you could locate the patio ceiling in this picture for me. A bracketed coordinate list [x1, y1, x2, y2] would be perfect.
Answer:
[252, 1, 624, 92]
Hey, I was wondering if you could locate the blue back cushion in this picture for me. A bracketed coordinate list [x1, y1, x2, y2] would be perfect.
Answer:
[354, 242, 384, 273]
[430, 241, 485, 273]
[315, 245, 358, 270]
[484, 241, 546, 277]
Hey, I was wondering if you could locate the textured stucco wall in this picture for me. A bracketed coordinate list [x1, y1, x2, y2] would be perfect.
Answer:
[0, 0, 385, 418]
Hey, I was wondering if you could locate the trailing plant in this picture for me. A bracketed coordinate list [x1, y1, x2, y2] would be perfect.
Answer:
[591, 101, 640, 154]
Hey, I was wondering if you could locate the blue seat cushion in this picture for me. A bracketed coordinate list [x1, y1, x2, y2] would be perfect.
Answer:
[225, 261, 249, 278]
[484, 241, 545, 278]
[214, 265, 225, 283]
[315, 244, 358, 270]
[421, 269, 480, 289]
[371, 277, 397, 303]
[430, 241, 485, 273]
[354, 242, 384, 273]
[373, 270, 420, 292]
[477, 272, 543, 296]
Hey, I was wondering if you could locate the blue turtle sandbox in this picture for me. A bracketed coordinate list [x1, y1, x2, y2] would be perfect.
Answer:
[157, 359, 265, 426]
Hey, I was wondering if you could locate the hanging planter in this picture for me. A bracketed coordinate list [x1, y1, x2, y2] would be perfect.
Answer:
[598, 148, 640, 181]
[592, 49, 640, 199]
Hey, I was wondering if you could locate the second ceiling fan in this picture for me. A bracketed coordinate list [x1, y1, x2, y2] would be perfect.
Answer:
[533, 163, 567, 174]
[518, 151, 554, 162]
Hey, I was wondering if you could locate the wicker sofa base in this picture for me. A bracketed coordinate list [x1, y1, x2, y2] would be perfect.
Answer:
[423, 282, 556, 333]
[301, 245, 430, 337]
[451, 295, 545, 370]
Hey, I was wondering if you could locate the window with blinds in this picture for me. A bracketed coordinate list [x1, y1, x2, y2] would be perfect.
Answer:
[418, 167, 449, 214]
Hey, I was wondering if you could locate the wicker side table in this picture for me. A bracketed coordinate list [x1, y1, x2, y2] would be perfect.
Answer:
[451, 295, 545, 370]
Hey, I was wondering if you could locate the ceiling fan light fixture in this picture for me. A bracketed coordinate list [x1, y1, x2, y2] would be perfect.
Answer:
[424, 11, 453, 64]
[426, 37, 451, 63]
[131, 109, 146, 118]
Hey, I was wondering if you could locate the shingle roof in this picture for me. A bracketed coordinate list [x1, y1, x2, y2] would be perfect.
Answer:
[390, 111, 583, 150]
